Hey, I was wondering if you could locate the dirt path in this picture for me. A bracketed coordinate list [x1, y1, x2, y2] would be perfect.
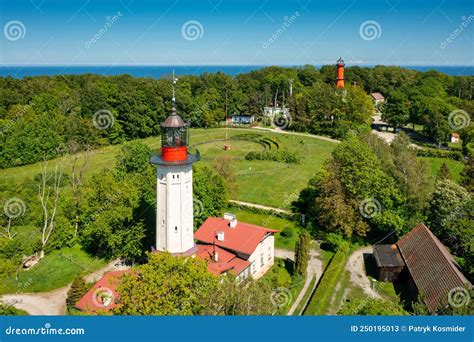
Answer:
[228, 200, 291, 214]
[252, 127, 341, 143]
[1, 259, 128, 315]
[345, 246, 381, 299]
[275, 244, 323, 315]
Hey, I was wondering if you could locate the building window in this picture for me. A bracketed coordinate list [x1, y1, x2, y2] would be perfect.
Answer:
[268, 246, 271, 261]
[251, 261, 256, 274]
[260, 253, 264, 267]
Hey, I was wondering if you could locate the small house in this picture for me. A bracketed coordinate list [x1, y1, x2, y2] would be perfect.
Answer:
[231, 114, 255, 125]
[370, 92, 385, 106]
[451, 132, 460, 144]
[372, 244, 405, 282]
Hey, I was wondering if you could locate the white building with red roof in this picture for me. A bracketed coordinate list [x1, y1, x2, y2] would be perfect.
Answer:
[195, 214, 278, 280]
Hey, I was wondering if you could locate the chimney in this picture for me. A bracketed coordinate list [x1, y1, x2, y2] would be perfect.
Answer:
[224, 213, 237, 228]
[216, 231, 224, 241]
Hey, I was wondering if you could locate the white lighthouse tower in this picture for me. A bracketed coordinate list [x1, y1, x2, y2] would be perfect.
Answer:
[150, 83, 199, 256]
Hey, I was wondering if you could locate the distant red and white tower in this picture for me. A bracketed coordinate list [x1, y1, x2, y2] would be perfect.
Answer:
[151, 74, 199, 256]
[336, 57, 345, 89]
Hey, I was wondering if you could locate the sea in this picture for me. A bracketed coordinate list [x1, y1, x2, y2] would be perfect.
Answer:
[0, 65, 472, 79]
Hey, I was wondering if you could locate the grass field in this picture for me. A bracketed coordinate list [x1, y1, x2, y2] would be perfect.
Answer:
[421, 157, 464, 185]
[0, 245, 107, 295]
[225, 206, 300, 250]
[0, 128, 336, 209]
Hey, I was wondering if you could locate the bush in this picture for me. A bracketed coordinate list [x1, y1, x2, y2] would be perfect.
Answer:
[280, 226, 295, 239]
[245, 149, 301, 164]
[322, 233, 350, 252]
[416, 149, 463, 161]
[0, 302, 28, 315]
[66, 275, 90, 308]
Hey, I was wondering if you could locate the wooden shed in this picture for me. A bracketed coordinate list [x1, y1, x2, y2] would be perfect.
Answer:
[373, 244, 405, 282]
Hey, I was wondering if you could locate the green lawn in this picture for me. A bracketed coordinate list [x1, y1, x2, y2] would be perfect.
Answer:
[0, 128, 336, 209]
[0, 245, 107, 295]
[225, 206, 300, 250]
[421, 157, 464, 185]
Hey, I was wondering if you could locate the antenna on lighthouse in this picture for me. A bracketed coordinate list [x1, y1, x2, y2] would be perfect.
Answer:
[171, 69, 178, 105]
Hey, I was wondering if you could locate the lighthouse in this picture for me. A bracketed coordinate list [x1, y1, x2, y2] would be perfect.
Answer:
[336, 57, 345, 89]
[150, 103, 199, 256]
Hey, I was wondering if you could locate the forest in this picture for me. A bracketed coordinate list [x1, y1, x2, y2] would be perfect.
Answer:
[1, 65, 473, 168]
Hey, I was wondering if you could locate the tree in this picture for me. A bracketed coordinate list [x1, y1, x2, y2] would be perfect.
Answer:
[294, 231, 310, 276]
[204, 275, 275, 315]
[382, 90, 410, 131]
[115, 252, 219, 315]
[338, 298, 408, 315]
[437, 162, 452, 181]
[193, 166, 228, 226]
[81, 172, 145, 261]
[460, 155, 474, 193]
[212, 155, 238, 197]
[428, 179, 470, 238]
[38, 162, 63, 258]
[66, 275, 89, 308]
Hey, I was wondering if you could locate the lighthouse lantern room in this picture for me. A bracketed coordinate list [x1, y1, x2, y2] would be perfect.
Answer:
[151, 102, 199, 256]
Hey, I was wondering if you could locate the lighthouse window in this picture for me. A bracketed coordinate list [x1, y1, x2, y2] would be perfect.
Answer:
[172, 175, 175, 179]
[175, 226, 178, 232]
[177, 174, 179, 179]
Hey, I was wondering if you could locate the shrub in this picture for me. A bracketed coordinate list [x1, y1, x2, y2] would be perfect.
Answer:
[0, 302, 28, 315]
[416, 149, 463, 161]
[244, 149, 301, 164]
[322, 233, 349, 253]
[66, 275, 90, 308]
[280, 226, 295, 238]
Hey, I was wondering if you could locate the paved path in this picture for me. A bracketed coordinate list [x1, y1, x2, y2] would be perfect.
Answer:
[228, 200, 292, 215]
[345, 246, 381, 299]
[275, 244, 323, 315]
[1, 259, 128, 315]
[252, 127, 341, 143]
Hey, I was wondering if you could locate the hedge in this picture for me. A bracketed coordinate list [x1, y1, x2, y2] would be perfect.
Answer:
[303, 250, 347, 315]
[245, 149, 301, 164]
[416, 149, 463, 161]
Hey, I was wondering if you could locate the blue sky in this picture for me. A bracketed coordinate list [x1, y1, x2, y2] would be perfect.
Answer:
[0, 0, 472, 66]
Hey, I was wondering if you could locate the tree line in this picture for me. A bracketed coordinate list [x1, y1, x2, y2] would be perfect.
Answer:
[1, 65, 472, 169]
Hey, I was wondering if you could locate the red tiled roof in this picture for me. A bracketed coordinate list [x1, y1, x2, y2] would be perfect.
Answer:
[397, 223, 471, 312]
[196, 244, 250, 276]
[194, 217, 278, 256]
[75, 270, 130, 313]
[370, 92, 384, 100]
